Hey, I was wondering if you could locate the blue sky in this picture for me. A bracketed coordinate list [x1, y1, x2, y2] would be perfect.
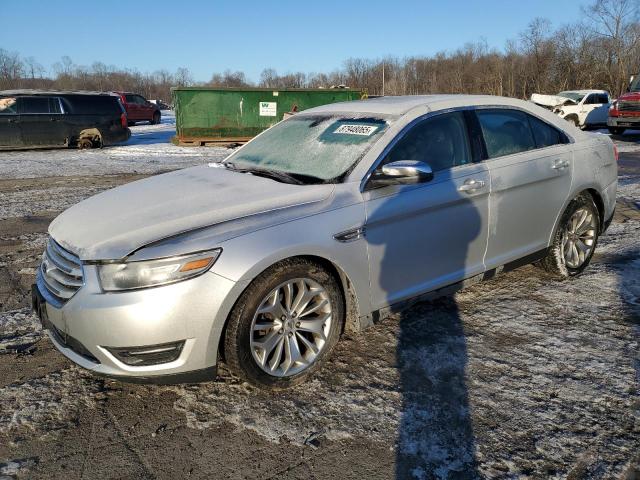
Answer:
[1, 0, 587, 82]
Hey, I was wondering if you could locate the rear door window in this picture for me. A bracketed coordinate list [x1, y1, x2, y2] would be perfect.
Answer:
[527, 115, 566, 148]
[19, 96, 52, 114]
[476, 109, 536, 158]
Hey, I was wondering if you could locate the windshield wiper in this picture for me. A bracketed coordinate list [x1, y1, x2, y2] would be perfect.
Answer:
[223, 162, 322, 185]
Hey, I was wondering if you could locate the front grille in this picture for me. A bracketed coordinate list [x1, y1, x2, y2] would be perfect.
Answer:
[38, 238, 84, 307]
[618, 100, 640, 112]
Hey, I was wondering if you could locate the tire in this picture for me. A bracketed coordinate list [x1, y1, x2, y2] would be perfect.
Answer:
[224, 258, 344, 390]
[565, 115, 580, 128]
[608, 126, 626, 135]
[538, 193, 600, 278]
[151, 112, 161, 125]
[77, 138, 93, 149]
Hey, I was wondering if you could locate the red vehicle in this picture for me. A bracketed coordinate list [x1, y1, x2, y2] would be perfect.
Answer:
[114, 92, 161, 126]
[607, 74, 640, 135]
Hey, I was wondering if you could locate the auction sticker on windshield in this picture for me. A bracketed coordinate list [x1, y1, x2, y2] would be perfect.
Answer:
[334, 124, 379, 136]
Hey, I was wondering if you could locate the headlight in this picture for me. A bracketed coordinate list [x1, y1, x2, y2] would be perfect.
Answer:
[97, 249, 221, 291]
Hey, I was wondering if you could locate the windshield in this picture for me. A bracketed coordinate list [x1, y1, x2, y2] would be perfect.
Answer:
[630, 76, 640, 92]
[557, 91, 584, 102]
[226, 114, 391, 181]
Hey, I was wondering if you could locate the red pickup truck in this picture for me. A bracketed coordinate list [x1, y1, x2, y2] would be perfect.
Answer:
[608, 75, 640, 134]
[114, 92, 161, 126]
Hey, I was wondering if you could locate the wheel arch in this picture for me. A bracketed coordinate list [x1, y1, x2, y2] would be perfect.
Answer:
[584, 188, 605, 232]
[76, 128, 103, 148]
[216, 253, 363, 363]
[564, 113, 580, 126]
[548, 187, 606, 247]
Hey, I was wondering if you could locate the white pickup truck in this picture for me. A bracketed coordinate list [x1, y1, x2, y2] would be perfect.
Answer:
[531, 90, 611, 129]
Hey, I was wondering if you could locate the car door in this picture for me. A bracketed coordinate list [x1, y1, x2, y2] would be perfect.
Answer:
[363, 111, 490, 310]
[582, 93, 610, 125]
[0, 96, 22, 147]
[125, 94, 140, 120]
[17, 96, 68, 146]
[136, 95, 153, 121]
[476, 108, 573, 269]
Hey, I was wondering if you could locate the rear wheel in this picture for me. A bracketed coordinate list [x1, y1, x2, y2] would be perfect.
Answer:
[224, 258, 344, 390]
[608, 126, 626, 135]
[538, 194, 600, 278]
[77, 138, 93, 149]
[565, 115, 580, 128]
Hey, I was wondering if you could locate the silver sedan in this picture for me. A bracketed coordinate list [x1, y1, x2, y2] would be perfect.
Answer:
[33, 95, 618, 389]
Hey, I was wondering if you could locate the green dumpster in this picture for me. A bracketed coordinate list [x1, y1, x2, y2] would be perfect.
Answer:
[171, 87, 363, 145]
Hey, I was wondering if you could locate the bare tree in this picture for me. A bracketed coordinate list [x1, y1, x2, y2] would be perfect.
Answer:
[583, 0, 640, 94]
[1, 1, 638, 100]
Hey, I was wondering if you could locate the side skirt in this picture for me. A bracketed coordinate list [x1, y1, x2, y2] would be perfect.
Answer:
[360, 248, 550, 329]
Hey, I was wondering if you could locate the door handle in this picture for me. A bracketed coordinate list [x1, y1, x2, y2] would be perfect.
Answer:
[458, 179, 485, 192]
[551, 159, 570, 170]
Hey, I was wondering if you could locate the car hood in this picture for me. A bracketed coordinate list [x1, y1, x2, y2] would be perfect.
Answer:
[530, 93, 578, 108]
[49, 165, 335, 260]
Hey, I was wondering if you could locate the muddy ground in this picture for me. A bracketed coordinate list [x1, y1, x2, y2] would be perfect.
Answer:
[0, 126, 638, 479]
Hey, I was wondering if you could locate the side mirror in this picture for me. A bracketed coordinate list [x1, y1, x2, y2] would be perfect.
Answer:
[382, 160, 433, 183]
[370, 160, 434, 188]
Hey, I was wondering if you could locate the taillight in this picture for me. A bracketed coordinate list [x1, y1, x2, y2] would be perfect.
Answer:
[613, 144, 619, 162]
[121, 113, 127, 128]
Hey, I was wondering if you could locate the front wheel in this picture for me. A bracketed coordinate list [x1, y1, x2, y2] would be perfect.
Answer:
[538, 193, 600, 278]
[565, 115, 580, 128]
[223, 258, 344, 390]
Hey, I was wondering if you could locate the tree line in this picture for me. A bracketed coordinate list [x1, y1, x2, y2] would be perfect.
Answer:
[1, 0, 638, 102]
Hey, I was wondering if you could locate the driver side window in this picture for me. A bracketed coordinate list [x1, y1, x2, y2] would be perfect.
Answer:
[384, 112, 471, 172]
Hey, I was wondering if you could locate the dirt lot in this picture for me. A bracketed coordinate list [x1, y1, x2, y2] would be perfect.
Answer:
[0, 120, 638, 479]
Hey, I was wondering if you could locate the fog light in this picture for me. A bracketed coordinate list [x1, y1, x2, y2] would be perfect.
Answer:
[106, 341, 184, 366]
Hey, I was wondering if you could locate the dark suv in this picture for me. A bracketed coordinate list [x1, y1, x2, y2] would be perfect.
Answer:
[0, 90, 131, 150]
[114, 92, 161, 125]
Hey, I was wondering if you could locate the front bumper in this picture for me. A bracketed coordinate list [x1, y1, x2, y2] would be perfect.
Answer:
[608, 116, 640, 128]
[33, 265, 246, 382]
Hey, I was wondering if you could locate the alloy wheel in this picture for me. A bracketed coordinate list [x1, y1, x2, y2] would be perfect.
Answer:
[250, 278, 332, 377]
[561, 207, 597, 269]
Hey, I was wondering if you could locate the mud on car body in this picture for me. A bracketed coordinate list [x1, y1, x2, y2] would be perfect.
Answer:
[32, 95, 617, 389]
[0, 89, 131, 150]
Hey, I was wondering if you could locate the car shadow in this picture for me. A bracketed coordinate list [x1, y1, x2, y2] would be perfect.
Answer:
[365, 174, 482, 478]
[128, 129, 176, 146]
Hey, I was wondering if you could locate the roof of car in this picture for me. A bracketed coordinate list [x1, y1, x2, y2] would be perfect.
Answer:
[303, 94, 535, 116]
[0, 89, 119, 97]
